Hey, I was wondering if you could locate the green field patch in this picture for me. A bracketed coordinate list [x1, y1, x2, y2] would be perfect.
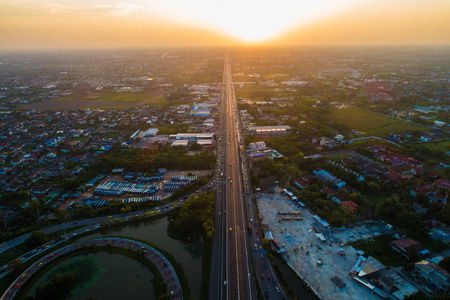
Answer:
[235, 86, 274, 99]
[417, 140, 450, 153]
[329, 107, 428, 137]
[321, 151, 353, 161]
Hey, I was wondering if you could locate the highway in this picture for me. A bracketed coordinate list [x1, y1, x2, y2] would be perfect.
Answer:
[210, 56, 254, 300]
[210, 56, 285, 300]
[1, 237, 183, 300]
[224, 56, 254, 300]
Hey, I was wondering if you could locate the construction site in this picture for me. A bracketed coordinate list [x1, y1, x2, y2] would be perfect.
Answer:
[256, 188, 407, 300]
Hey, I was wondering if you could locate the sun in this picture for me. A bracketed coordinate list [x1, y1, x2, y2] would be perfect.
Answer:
[147, 0, 360, 43]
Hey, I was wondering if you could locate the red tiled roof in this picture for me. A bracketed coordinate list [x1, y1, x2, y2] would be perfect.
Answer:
[342, 201, 359, 212]
[391, 238, 424, 251]
[435, 179, 450, 189]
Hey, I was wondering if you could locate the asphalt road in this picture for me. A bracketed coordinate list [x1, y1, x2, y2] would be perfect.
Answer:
[212, 56, 254, 300]
[1, 237, 182, 300]
[208, 56, 285, 300]
[0, 211, 149, 255]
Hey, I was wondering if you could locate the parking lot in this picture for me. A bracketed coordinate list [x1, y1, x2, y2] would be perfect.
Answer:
[257, 189, 390, 300]
[59, 169, 213, 210]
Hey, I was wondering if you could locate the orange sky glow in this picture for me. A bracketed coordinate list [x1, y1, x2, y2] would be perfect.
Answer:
[1, 0, 449, 51]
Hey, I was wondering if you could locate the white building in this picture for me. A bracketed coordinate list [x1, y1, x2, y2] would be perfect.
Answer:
[144, 128, 159, 137]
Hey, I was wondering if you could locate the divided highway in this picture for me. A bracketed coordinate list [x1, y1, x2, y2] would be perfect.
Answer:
[210, 56, 285, 300]
[210, 56, 255, 300]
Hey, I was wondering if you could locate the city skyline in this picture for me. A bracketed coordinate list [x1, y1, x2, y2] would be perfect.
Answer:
[1, 0, 449, 51]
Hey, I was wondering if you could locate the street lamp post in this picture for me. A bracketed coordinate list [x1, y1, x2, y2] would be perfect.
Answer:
[140, 246, 146, 266]
[63, 215, 67, 237]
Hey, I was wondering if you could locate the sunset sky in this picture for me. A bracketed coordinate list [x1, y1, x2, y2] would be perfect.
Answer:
[1, 0, 449, 50]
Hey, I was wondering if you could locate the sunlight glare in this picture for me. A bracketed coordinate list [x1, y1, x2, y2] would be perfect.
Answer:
[147, 0, 360, 42]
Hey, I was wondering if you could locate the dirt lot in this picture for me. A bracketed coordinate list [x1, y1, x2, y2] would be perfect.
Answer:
[257, 188, 391, 300]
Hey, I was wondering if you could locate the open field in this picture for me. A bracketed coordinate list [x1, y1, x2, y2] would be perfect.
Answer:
[18, 90, 167, 111]
[235, 86, 275, 98]
[321, 151, 354, 161]
[329, 107, 429, 137]
[417, 140, 450, 153]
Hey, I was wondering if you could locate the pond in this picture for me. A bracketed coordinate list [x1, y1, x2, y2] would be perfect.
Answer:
[80, 216, 203, 299]
[26, 252, 155, 300]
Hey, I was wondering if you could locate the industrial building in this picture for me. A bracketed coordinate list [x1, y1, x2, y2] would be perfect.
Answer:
[196, 139, 213, 147]
[144, 128, 159, 137]
[171, 140, 189, 147]
[189, 103, 211, 117]
[247, 125, 291, 137]
[169, 133, 214, 141]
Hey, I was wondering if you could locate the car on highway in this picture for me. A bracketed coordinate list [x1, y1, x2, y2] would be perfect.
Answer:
[267, 288, 271, 293]
[14, 283, 20, 289]
[264, 263, 268, 268]
[268, 275, 271, 281]
[37, 263, 43, 267]
[261, 274, 264, 279]
[272, 279, 276, 284]
[276, 286, 280, 293]
[254, 244, 257, 250]
[261, 254, 264, 259]
[20, 274, 26, 279]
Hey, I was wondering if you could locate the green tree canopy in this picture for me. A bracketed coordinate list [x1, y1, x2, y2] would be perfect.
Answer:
[35, 274, 75, 300]
[439, 257, 450, 273]
[25, 231, 49, 251]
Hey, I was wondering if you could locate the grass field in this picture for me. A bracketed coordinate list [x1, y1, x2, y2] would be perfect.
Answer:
[235, 86, 274, 98]
[329, 107, 429, 137]
[322, 151, 353, 161]
[18, 90, 167, 111]
[417, 140, 450, 153]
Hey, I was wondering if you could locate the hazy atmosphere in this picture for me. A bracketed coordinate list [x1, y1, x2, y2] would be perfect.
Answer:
[0, 1, 449, 300]
[1, 0, 449, 50]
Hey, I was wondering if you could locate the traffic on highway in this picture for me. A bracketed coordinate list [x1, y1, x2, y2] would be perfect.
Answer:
[210, 56, 285, 300]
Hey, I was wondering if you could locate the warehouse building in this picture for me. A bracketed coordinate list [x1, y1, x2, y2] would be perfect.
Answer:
[171, 140, 189, 147]
[247, 125, 291, 137]
[144, 128, 159, 137]
[169, 133, 214, 141]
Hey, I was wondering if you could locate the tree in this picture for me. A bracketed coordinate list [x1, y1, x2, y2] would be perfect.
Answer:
[35, 274, 75, 300]
[439, 257, 450, 273]
[7, 259, 24, 274]
[25, 231, 49, 251]
[63, 179, 78, 191]
[189, 142, 202, 151]
[367, 181, 381, 194]
[415, 193, 429, 207]
[169, 193, 215, 239]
